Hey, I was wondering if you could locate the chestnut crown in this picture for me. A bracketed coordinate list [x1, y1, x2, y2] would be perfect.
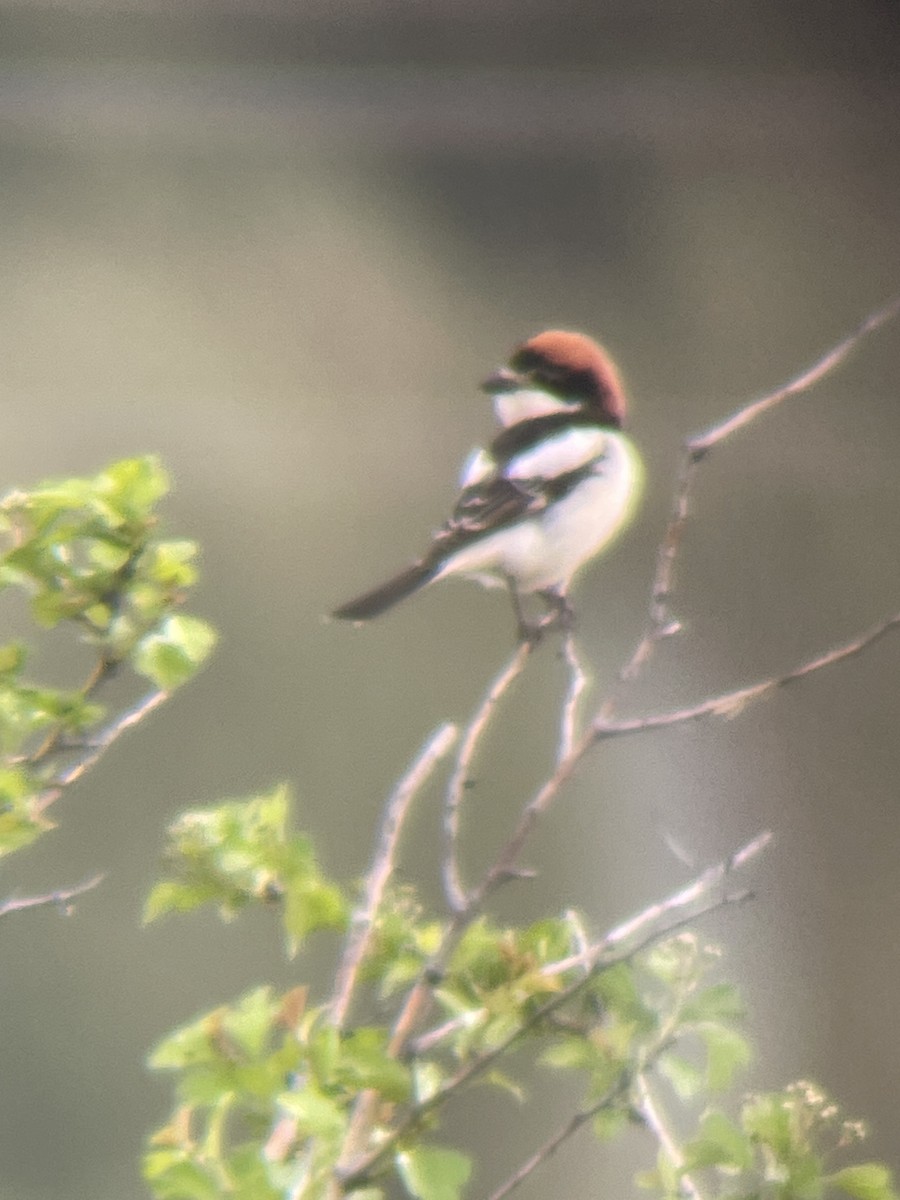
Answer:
[485, 330, 627, 428]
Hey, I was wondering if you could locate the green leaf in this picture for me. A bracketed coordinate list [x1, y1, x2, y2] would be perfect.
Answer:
[145, 786, 348, 949]
[225, 987, 279, 1059]
[148, 1013, 223, 1072]
[222, 1145, 282, 1199]
[283, 871, 348, 951]
[741, 1091, 795, 1157]
[395, 1145, 472, 1200]
[698, 1023, 751, 1091]
[338, 1028, 412, 1103]
[593, 962, 655, 1033]
[143, 880, 208, 923]
[520, 916, 577, 965]
[0, 642, 26, 677]
[276, 1085, 346, 1138]
[683, 1109, 753, 1172]
[829, 1164, 900, 1200]
[96, 455, 170, 523]
[143, 1152, 221, 1200]
[144, 539, 200, 588]
[657, 1051, 704, 1100]
[682, 983, 745, 1024]
[133, 614, 217, 689]
[634, 1167, 664, 1192]
[643, 933, 699, 987]
[540, 1036, 594, 1071]
[0, 770, 51, 856]
[592, 1107, 628, 1141]
[483, 1068, 526, 1103]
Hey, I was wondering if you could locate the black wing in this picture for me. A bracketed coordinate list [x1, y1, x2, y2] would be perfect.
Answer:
[424, 474, 559, 565]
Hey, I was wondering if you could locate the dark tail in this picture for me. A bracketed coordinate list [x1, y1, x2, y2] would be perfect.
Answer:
[332, 561, 437, 622]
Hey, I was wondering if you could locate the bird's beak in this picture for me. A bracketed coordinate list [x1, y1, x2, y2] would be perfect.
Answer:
[479, 367, 523, 394]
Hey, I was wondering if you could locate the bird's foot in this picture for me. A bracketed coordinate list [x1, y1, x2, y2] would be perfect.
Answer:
[513, 591, 574, 645]
[539, 589, 575, 633]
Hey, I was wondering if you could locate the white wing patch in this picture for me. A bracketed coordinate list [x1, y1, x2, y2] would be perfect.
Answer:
[458, 446, 496, 488]
[505, 427, 608, 482]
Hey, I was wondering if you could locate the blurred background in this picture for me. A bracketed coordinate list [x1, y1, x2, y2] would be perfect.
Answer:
[1, 1, 899, 1196]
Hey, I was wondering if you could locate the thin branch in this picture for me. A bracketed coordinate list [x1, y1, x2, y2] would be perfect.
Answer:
[621, 294, 900, 682]
[484, 1072, 635, 1200]
[27, 655, 119, 766]
[0, 872, 105, 919]
[539, 831, 771, 980]
[693, 295, 900, 451]
[594, 612, 900, 744]
[331, 722, 458, 1030]
[480, 609, 900, 893]
[443, 640, 535, 912]
[634, 1073, 704, 1200]
[34, 688, 169, 813]
[324, 725, 459, 1181]
[558, 631, 589, 761]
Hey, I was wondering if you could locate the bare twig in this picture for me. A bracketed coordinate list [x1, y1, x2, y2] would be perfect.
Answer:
[331, 722, 458, 1030]
[594, 612, 900, 743]
[34, 688, 169, 813]
[480, 609, 899, 893]
[443, 640, 535, 912]
[27, 656, 119, 767]
[558, 631, 589, 761]
[621, 294, 900, 682]
[0, 872, 105, 919]
[484, 1073, 635, 1200]
[539, 831, 770, 980]
[324, 725, 459, 1183]
[634, 1074, 705, 1200]
[266, 724, 458, 1180]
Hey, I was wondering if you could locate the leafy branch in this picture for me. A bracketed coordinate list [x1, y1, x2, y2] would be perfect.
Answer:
[0, 455, 216, 899]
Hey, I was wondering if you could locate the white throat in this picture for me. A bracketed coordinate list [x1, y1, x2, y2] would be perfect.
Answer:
[492, 388, 579, 427]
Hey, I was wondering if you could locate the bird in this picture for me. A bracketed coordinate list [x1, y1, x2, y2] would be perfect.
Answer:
[332, 329, 643, 638]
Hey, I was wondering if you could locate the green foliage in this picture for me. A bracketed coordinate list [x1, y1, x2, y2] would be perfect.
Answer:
[0, 457, 206, 653]
[396, 1145, 471, 1200]
[639, 1081, 899, 1200]
[144, 785, 348, 954]
[359, 887, 444, 995]
[133, 613, 218, 691]
[145, 983, 415, 1200]
[144, 818, 899, 1200]
[0, 456, 215, 860]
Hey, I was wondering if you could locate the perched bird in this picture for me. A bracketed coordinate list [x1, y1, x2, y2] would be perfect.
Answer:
[332, 330, 643, 636]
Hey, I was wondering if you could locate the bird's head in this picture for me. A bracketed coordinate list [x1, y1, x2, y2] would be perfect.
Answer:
[482, 330, 627, 429]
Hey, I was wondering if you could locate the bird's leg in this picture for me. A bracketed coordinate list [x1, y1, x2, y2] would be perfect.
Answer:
[538, 587, 575, 633]
[508, 580, 544, 644]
